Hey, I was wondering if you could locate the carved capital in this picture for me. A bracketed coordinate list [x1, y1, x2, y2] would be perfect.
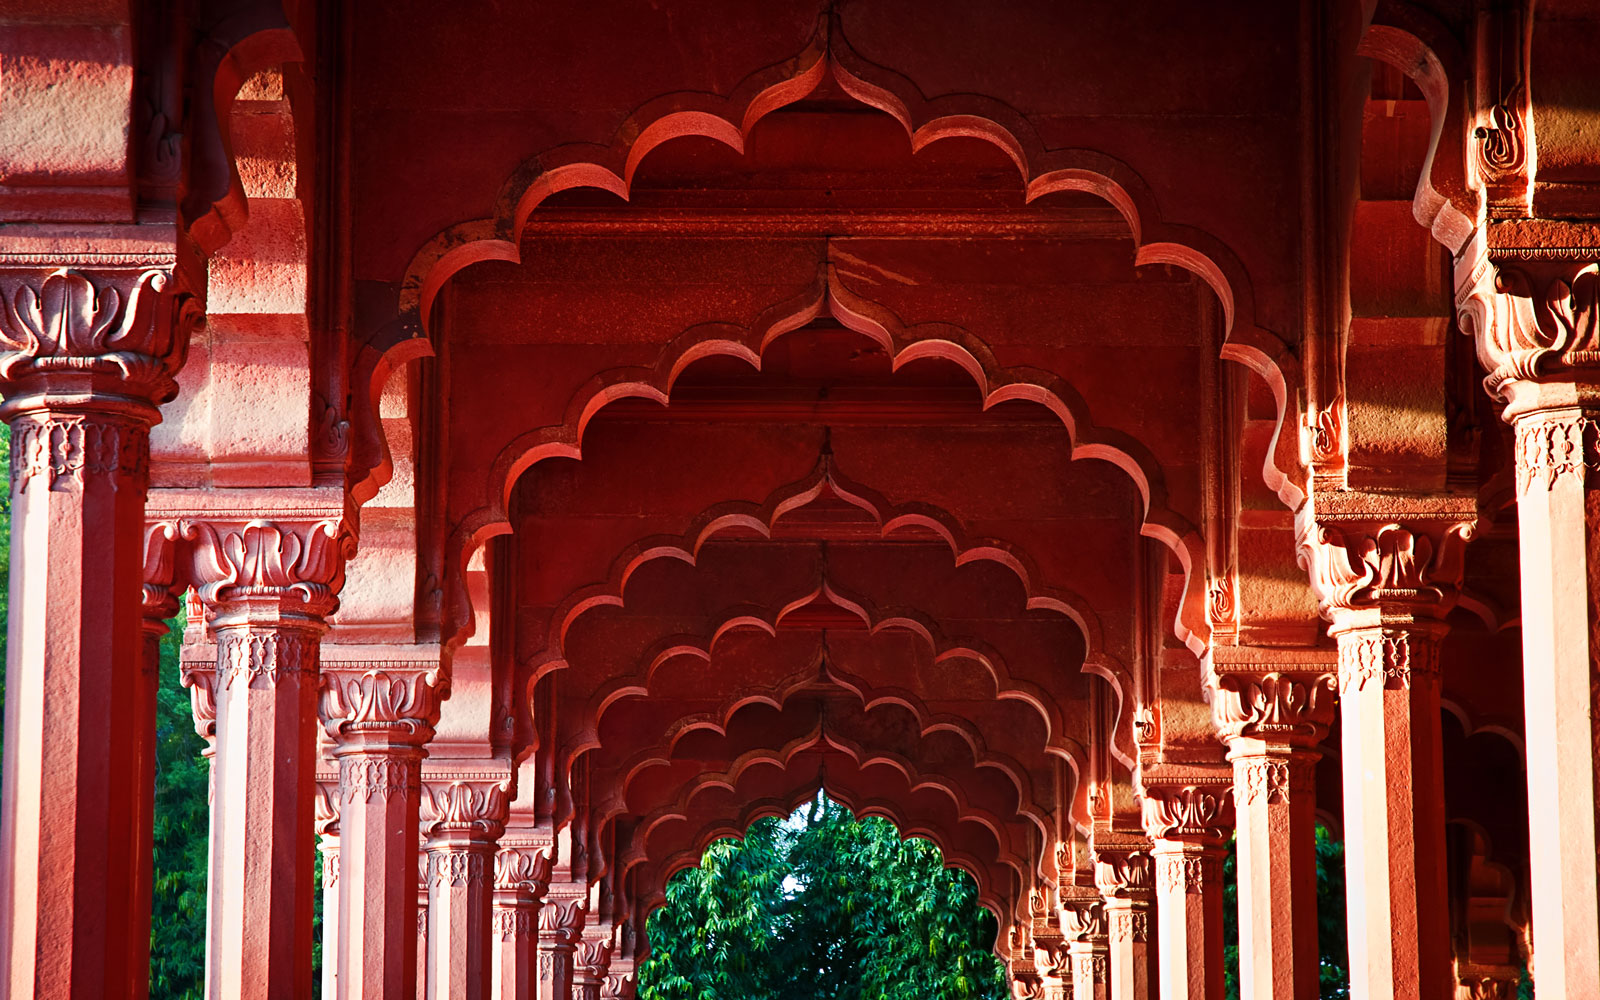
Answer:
[495, 846, 554, 898]
[1031, 936, 1070, 980]
[1473, 0, 1532, 221]
[314, 780, 339, 837]
[1010, 975, 1045, 1000]
[1092, 848, 1152, 899]
[320, 664, 446, 741]
[1459, 255, 1600, 402]
[141, 521, 182, 624]
[1057, 899, 1106, 943]
[1298, 507, 1475, 622]
[421, 779, 510, 839]
[601, 973, 637, 1000]
[575, 937, 615, 979]
[186, 518, 355, 620]
[1211, 671, 1336, 746]
[538, 896, 588, 947]
[1140, 782, 1234, 842]
[0, 265, 200, 404]
[179, 660, 217, 743]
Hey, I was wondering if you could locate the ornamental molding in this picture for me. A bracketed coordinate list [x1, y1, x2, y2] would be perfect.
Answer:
[320, 664, 446, 739]
[1107, 908, 1149, 945]
[179, 661, 217, 742]
[1140, 783, 1234, 842]
[218, 630, 318, 690]
[1514, 412, 1600, 495]
[340, 757, 420, 803]
[185, 518, 355, 617]
[421, 779, 511, 838]
[1211, 670, 1336, 745]
[0, 265, 200, 401]
[495, 846, 554, 897]
[428, 850, 489, 888]
[11, 416, 148, 494]
[1339, 629, 1442, 693]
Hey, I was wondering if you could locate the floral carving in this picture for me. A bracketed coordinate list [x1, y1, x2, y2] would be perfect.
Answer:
[179, 662, 217, 742]
[1459, 974, 1517, 1000]
[1140, 784, 1233, 841]
[1515, 413, 1600, 495]
[1237, 758, 1308, 806]
[0, 266, 199, 399]
[539, 896, 588, 945]
[493, 907, 533, 941]
[1107, 908, 1148, 944]
[1031, 938, 1070, 979]
[1340, 630, 1441, 692]
[142, 521, 182, 621]
[1058, 900, 1105, 942]
[1462, 259, 1600, 397]
[575, 936, 615, 978]
[1212, 671, 1336, 744]
[422, 779, 510, 838]
[340, 758, 419, 803]
[320, 665, 446, 738]
[1074, 953, 1108, 985]
[1307, 394, 1345, 469]
[1093, 850, 1152, 898]
[186, 518, 355, 616]
[495, 846, 554, 897]
[321, 849, 340, 890]
[218, 630, 318, 689]
[1011, 977, 1045, 1000]
[1156, 853, 1212, 896]
[428, 850, 488, 888]
[1298, 517, 1474, 619]
[11, 416, 146, 494]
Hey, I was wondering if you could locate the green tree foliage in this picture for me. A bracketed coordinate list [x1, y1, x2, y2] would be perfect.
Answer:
[1222, 825, 1350, 1000]
[150, 619, 208, 999]
[639, 793, 1008, 1000]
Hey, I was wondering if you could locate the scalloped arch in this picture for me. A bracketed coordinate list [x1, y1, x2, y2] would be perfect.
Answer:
[455, 268, 1208, 660]
[524, 456, 1138, 767]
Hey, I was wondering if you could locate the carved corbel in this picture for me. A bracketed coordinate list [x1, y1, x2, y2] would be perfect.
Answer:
[495, 845, 554, 901]
[539, 893, 589, 948]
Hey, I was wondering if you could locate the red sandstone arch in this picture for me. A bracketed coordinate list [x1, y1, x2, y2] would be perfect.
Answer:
[583, 665, 1061, 846]
[522, 462, 1138, 769]
[459, 271, 1202, 659]
[1354, 2, 1477, 255]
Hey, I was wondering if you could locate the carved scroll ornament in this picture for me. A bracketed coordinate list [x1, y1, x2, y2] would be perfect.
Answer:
[421, 779, 510, 838]
[1140, 784, 1234, 842]
[186, 518, 355, 615]
[320, 665, 446, 738]
[1211, 671, 1336, 744]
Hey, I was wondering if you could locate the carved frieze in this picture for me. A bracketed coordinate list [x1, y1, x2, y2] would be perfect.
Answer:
[1235, 757, 1315, 807]
[218, 630, 318, 690]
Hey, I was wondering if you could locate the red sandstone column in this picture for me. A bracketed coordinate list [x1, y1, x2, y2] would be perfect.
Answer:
[573, 933, 615, 1000]
[1141, 782, 1231, 1000]
[1093, 844, 1154, 1000]
[0, 263, 197, 999]
[1032, 932, 1071, 1000]
[1209, 663, 1335, 1000]
[1301, 511, 1471, 1000]
[1058, 897, 1109, 1000]
[186, 518, 353, 1000]
[416, 863, 429, 1000]
[1460, 253, 1600, 997]
[321, 666, 441, 999]
[492, 847, 552, 1000]
[536, 895, 587, 1000]
[423, 779, 509, 1000]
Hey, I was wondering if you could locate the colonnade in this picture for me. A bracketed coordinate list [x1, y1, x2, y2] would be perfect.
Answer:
[0, 241, 1596, 999]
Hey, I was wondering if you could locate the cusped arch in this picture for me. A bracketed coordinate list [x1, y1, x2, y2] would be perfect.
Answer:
[524, 457, 1137, 765]
[460, 271, 1205, 657]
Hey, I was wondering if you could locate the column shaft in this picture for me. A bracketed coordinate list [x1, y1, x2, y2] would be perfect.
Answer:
[1102, 899, 1151, 1000]
[423, 781, 509, 1000]
[1150, 842, 1225, 1000]
[1508, 404, 1600, 995]
[1230, 753, 1320, 1000]
[1334, 623, 1451, 1000]
[535, 897, 585, 1000]
[207, 604, 324, 1000]
[1066, 938, 1109, 1000]
[0, 404, 157, 999]
[318, 828, 340, 1000]
[492, 847, 551, 1000]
